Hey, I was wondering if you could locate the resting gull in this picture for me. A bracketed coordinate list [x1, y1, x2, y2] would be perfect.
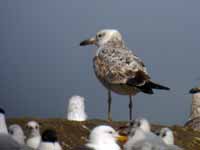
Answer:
[0, 107, 33, 150]
[25, 121, 41, 149]
[67, 95, 88, 121]
[80, 29, 170, 121]
[123, 118, 165, 150]
[73, 125, 126, 150]
[158, 128, 183, 150]
[37, 129, 62, 150]
[9, 124, 26, 145]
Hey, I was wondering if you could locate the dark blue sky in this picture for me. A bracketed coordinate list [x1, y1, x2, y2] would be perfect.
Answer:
[0, 0, 200, 125]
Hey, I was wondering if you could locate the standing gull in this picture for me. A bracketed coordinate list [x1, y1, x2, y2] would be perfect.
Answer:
[80, 29, 170, 121]
[185, 87, 200, 130]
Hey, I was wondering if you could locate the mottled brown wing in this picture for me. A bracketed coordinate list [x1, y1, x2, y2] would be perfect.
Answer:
[93, 55, 150, 85]
[185, 117, 200, 130]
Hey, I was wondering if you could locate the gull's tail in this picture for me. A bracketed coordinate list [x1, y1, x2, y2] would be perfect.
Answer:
[148, 81, 170, 90]
[136, 81, 170, 94]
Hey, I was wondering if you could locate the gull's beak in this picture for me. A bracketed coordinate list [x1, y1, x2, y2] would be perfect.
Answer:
[80, 37, 96, 46]
[116, 134, 128, 143]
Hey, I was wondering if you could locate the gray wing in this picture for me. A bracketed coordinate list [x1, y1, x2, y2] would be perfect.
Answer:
[124, 130, 168, 150]
[165, 145, 183, 150]
[94, 46, 149, 85]
[0, 134, 33, 150]
[145, 132, 165, 145]
[130, 141, 168, 150]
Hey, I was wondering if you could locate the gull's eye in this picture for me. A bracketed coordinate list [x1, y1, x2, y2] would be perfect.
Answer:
[162, 133, 166, 137]
[108, 131, 113, 134]
[97, 33, 105, 38]
[98, 34, 103, 38]
[155, 132, 160, 136]
[129, 121, 134, 126]
[9, 130, 13, 135]
[137, 122, 141, 127]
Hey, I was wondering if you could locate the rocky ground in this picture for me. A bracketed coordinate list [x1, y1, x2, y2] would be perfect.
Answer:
[7, 118, 200, 150]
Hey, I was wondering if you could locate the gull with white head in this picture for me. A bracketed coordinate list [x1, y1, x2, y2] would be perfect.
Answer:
[9, 124, 26, 145]
[25, 121, 41, 149]
[0, 107, 33, 150]
[158, 128, 183, 150]
[124, 118, 165, 150]
[80, 29, 170, 121]
[67, 95, 87, 121]
[73, 125, 126, 150]
[37, 129, 62, 150]
[0, 108, 8, 134]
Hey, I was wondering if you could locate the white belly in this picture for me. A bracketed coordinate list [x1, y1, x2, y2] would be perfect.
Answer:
[97, 76, 139, 95]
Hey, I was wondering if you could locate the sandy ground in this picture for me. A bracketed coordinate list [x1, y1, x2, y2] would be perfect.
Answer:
[7, 118, 200, 150]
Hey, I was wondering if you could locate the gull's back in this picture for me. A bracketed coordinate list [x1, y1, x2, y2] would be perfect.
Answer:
[0, 134, 33, 150]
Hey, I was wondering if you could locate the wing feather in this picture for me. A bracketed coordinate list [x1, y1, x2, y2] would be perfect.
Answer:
[93, 47, 149, 85]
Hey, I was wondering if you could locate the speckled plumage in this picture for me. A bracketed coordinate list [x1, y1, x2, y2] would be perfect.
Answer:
[185, 87, 200, 130]
[93, 41, 148, 96]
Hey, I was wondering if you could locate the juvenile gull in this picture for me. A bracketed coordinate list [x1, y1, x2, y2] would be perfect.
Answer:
[67, 95, 87, 121]
[0, 107, 33, 150]
[9, 124, 26, 145]
[80, 29, 170, 121]
[26, 121, 41, 149]
[158, 128, 183, 150]
[185, 87, 200, 130]
[73, 125, 126, 150]
[37, 129, 62, 150]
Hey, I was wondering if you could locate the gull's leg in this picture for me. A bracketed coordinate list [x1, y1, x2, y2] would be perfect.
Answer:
[129, 95, 133, 121]
[108, 90, 112, 121]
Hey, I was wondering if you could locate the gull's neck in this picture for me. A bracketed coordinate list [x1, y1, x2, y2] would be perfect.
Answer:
[86, 135, 120, 150]
[38, 142, 62, 150]
[190, 93, 200, 120]
[86, 142, 120, 150]
[0, 114, 8, 134]
[162, 135, 174, 145]
[125, 129, 146, 150]
[101, 39, 126, 48]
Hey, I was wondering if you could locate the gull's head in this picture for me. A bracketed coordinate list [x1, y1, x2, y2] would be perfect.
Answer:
[25, 121, 40, 137]
[189, 87, 200, 94]
[68, 95, 85, 112]
[130, 118, 151, 132]
[8, 124, 24, 137]
[0, 108, 5, 115]
[8, 124, 25, 144]
[88, 125, 125, 146]
[80, 29, 123, 47]
[41, 129, 58, 143]
[158, 128, 174, 145]
[0, 107, 8, 134]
